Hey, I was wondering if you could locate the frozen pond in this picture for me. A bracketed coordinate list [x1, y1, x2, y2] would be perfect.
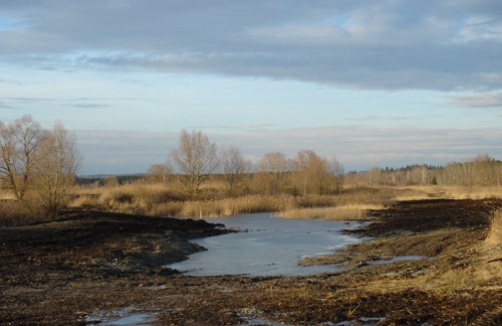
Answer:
[168, 213, 368, 276]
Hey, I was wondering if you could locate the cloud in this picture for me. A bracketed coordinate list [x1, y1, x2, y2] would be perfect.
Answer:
[75, 125, 502, 175]
[448, 92, 502, 108]
[1, 1, 501, 91]
[0, 101, 17, 109]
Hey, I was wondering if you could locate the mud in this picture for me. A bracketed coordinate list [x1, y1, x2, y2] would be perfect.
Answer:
[3, 199, 502, 325]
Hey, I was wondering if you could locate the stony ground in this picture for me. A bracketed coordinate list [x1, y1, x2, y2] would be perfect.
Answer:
[2, 198, 502, 325]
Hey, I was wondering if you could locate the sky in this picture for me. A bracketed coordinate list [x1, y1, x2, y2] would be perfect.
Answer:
[1, 0, 502, 175]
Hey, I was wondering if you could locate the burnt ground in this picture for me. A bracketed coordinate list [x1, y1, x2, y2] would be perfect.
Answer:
[3, 199, 502, 325]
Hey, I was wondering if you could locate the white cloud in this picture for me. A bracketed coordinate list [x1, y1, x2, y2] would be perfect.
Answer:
[448, 92, 502, 108]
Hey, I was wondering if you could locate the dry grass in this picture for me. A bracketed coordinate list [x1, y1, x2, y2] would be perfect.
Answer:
[276, 187, 398, 220]
[178, 195, 297, 218]
[439, 186, 502, 200]
[486, 209, 502, 246]
[66, 183, 502, 219]
[0, 200, 42, 227]
[275, 204, 384, 220]
[68, 183, 183, 215]
[0, 191, 17, 201]
[68, 184, 298, 218]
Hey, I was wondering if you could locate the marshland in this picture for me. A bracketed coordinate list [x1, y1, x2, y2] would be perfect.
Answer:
[4, 143, 502, 324]
[4, 119, 502, 324]
[4, 2, 502, 324]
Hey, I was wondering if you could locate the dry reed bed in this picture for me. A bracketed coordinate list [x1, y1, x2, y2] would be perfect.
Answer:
[0, 201, 42, 227]
[33, 184, 502, 221]
[276, 205, 385, 220]
[67, 184, 415, 219]
[486, 209, 502, 246]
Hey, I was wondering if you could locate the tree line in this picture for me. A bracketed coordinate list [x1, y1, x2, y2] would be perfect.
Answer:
[0, 115, 81, 219]
[347, 155, 502, 187]
[149, 130, 502, 199]
[147, 129, 344, 199]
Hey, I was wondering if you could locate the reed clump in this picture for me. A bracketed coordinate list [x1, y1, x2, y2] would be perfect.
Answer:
[177, 195, 297, 218]
[68, 183, 182, 215]
[486, 209, 502, 246]
[66, 182, 502, 220]
[0, 200, 41, 227]
[276, 204, 384, 220]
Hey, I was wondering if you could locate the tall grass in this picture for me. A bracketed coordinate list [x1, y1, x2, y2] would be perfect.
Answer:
[177, 195, 297, 217]
[67, 182, 502, 219]
[438, 186, 502, 200]
[68, 183, 183, 214]
[0, 200, 42, 227]
[276, 204, 384, 220]
[66, 184, 398, 219]
[486, 209, 502, 246]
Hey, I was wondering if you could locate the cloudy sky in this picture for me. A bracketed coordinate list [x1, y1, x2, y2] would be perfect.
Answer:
[1, 1, 502, 175]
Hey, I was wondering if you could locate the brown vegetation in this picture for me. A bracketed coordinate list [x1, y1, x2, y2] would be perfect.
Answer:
[5, 197, 502, 324]
[486, 209, 502, 246]
[0, 116, 81, 222]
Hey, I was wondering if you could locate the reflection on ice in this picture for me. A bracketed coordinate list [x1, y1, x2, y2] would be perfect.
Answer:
[168, 213, 367, 276]
[85, 307, 155, 325]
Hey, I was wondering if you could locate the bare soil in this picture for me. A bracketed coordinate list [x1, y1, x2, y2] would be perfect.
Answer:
[3, 199, 502, 325]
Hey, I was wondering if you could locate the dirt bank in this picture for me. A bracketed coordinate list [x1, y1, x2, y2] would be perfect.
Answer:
[3, 199, 502, 325]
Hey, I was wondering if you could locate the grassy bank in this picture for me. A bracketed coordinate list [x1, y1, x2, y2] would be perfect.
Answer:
[66, 184, 502, 220]
[4, 182, 502, 227]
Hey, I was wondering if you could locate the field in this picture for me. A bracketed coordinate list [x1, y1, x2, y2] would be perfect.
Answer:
[3, 185, 502, 324]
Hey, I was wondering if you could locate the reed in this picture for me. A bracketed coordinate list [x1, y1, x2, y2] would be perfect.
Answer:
[68, 183, 183, 215]
[178, 195, 297, 218]
[439, 186, 502, 200]
[0, 200, 42, 227]
[276, 204, 384, 220]
[486, 209, 502, 246]
[66, 182, 502, 219]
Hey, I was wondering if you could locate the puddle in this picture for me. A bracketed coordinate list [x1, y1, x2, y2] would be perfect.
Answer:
[85, 307, 155, 325]
[234, 315, 385, 326]
[239, 316, 293, 325]
[333, 317, 385, 325]
[168, 213, 368, 276]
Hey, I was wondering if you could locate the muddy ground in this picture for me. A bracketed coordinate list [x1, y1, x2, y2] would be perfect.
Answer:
[3, 199, 502, 325]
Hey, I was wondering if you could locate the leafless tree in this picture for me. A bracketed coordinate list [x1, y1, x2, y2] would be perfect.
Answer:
[146, 162, 173, 183]
[257, 151, 292, 194]
[219, 146, 251, 197]
[0, 115, 44, 200]
[170, 130, 218, 199]
[292, 150, 344, 195]
[31, 122, 82, 220]
[329, 157, 344, 193]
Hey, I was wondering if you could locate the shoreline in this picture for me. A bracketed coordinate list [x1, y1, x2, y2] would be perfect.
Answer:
[3, 198, 502, 325]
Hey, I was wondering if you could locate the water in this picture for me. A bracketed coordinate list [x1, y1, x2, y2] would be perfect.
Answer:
[168, 213, 368, 276]
[85, 307, 155, 325]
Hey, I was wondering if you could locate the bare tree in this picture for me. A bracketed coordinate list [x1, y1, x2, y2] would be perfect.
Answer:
[292, 150, 344, 195]
[170, 130, 218, 199]
[329, 157, 344, 193]
[257, 151, 292, 194]
[32, 122, 82, 220]
[0, 115, 44, 200]
[146, 162, 173, 183]
[219, 146, 251, 197]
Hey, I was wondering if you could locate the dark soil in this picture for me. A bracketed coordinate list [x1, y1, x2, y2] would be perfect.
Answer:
[2, 199, 502, 325]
